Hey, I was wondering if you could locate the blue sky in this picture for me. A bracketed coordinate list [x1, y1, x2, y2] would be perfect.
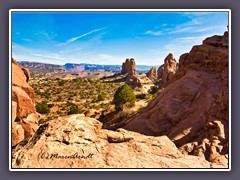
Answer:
[12, 11, 228, 65]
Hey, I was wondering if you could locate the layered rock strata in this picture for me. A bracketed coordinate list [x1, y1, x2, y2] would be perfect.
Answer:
[12, 58, 39, 146]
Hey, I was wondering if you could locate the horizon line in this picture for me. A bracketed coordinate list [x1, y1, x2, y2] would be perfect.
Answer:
[16, 60, 161, 67]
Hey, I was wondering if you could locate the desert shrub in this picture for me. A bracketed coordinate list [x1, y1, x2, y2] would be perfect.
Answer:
[148, 86, 159, 95]
[56, 95, 62, 101]
[144, 94, 152, 99]
[36, 101, 50, 114]
[68, 97, 73, 100]
[113, 84, 136, 111]
[41, 91, 50, 98]
[97, 94, 105, 101]
[67, 103, 80, 115]
[119, 110, 131, 120]
[55, 89, 61, 94]
[73, 78, 78, 82]
[48, 103, 54, 108]
[136, 94, 146, 99]
[58, 80, 66, 86]
[35, 90, 41, 95]
[38, 118, 47, 125]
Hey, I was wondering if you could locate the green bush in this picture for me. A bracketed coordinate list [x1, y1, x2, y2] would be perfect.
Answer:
[148, 86, 159, 95]
[58, 80, 66, 86]
[41, 91, 50, 98]
[36, 101, 50, 114]
[144, 94, 152, 99]
[113, 84, 136, 111]
[97, 94, 105, 101]
[35, 90, 41, 95]
[67, 103, 80, 115]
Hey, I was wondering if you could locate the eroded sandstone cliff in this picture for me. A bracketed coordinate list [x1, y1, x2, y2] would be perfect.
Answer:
[124, 32, 229, 165]
[146, 67, 157, 81]
[157, 53, 177, 87]
[12, 58, 39, 146]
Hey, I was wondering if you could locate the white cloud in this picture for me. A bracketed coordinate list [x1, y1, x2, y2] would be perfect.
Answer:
[56, 27, 105, 47]
[67, 27, 105, 43]
[144, 18, 210, 36]
[22, 38, 33, 42]
[144, 30, 162, 36]
[59, 47, 82, 54]
[183, 12, 215, 16]
[32, 53, 65, 60]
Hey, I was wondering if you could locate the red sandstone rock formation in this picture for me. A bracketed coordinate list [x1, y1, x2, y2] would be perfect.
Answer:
[146, 67, 157, 81]
[12, 114, 222, 168]
[124, 32, 229, 165]
[157, 53, 177, 87]
[121, 58, 153, 92]
[121, 58, 136, 76]
[157, 65, 164, 79]
[12, 58, 39, 146]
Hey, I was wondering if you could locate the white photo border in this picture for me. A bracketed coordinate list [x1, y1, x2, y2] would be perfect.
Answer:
[9, 9, 231, 171]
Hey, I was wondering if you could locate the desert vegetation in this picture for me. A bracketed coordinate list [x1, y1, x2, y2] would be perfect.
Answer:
[30, 77, 124, 124]
[113, 84, 136, 111]
[30, 75, 155, 127]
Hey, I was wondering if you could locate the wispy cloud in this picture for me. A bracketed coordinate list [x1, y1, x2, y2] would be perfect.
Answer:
[57, 27, 105, 46]
[144, 30, 162, 36]
[59, 47, 82, 54]
[143, 18, 205, 36]
[183, 12, 215, 16]
[32, 53, 65, 60]
[176, 37, 196, 40]
[176, 34, 212, 40]
[12, 43, 65, 64]
[67, 27, 105, 43]
[22, 38, 33, 42]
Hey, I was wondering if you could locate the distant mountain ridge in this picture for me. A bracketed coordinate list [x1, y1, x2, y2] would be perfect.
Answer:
[18, 61, 159, 73]
[18, 61, 66, 73]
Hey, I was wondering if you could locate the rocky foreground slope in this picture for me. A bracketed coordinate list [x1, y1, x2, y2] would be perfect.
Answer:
[124, 32, 229, 165]
[12, 114, 225, 168]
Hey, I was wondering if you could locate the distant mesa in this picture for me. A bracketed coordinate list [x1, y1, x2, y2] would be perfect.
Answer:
[63, 63, 85, 72]
[18, 61, 66, 73]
